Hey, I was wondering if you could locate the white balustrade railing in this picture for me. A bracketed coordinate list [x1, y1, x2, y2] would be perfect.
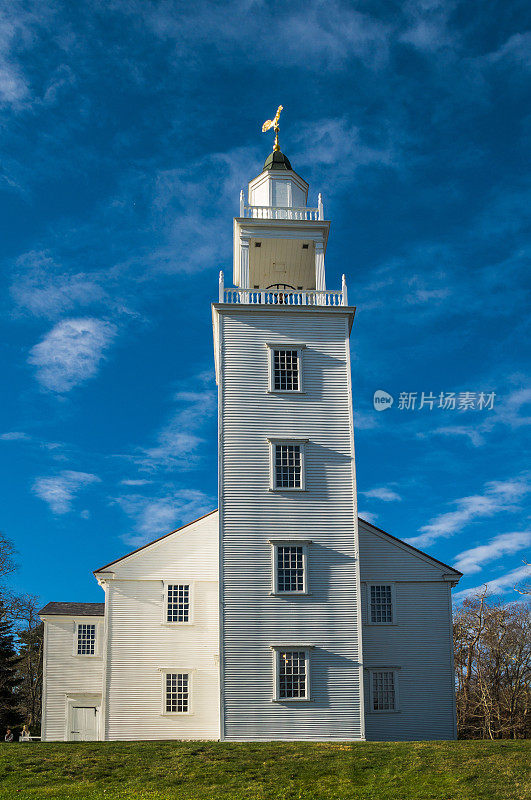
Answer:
[242, 205, 321, 221]
[220, 287, 346, 307]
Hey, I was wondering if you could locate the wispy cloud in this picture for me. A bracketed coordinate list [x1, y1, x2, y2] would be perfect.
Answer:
[453, 563, 531, 603]
[295, 117, 395, 179]
[114, 488, 215, 546]
[32, 470, 100, 515]
[133, 0, 392, 73]
[454, 530, 531, 575]
[137, 385, 215, 470]
[361, 486, 402, 502]
[28, 317, 118, 393]
[358, 510, 379, 524]
[399, 0, 460, 54]
[0, 5, 31, 108]
[408, 476, 530, 547]
[486, 32, 531, 69]
[11, 250, 108, 319]
[419, 425, 486, 447]
[0, 431, 31, 441]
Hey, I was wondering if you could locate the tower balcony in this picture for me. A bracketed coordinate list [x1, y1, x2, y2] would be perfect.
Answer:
[240, 191, 324, 222]
[218, 272, 348, 307]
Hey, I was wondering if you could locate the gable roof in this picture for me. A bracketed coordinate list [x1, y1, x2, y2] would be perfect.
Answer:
[93, 508, 461, 577]
[93, 509, 218, 574]
[358, 517, 462, 576]
[39, 602, 105, 617]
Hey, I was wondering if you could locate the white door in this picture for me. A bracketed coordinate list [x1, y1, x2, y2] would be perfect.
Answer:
[71, 707, 98, 741]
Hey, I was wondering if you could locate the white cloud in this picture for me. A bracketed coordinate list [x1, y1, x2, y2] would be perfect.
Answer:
[407, 476, 530, 547]
[399, 0, 459, 54]
[32, 470, 100, 515]
[138, 388, 215, 470]
[489, 388, 531, 431]
[354, 409, 380, 430]
[0, 431, 30, 441]
[454, 530, 531, 575]
[362, 487, 402, 502]
[28, 317, 118, 393]
[11, 251, 107, 318]
[419, 425, 485, 447]
[486, 32, 531, 69]
[0, 9, 30, 108]
[358, 510, 379, 524]
[133, 0, 391, 73]
[295, 117, 395, 180]
[120, 479, 153, 486]
[115, 488, 215, 546]
[453, 563, 531, 603]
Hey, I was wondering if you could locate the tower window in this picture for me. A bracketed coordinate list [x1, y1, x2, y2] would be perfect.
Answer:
[368, 584, 395, 624]
[272, 648, 311, 701]
[166, 584, 190, 623]
[266, 343, 305, 393]
[269, 540, 311, 594]
[76, 624, 96, 656]
[268, 439, 307, 491]
[163, 672, 190, 714]
[277, 546, 304, 592]
[274, 349, 299, 391]
[370, 670, 398, 712]
[275, 444, 301, 489]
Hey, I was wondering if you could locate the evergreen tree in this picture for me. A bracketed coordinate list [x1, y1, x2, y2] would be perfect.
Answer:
[0, 612, 22, 733]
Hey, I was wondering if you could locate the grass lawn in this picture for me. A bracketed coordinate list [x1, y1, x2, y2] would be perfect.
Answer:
[0, 740, 529, 800]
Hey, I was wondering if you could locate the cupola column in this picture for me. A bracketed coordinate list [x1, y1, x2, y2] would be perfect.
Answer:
[315, 241, 326, 291]
[240, 237, 250, 290]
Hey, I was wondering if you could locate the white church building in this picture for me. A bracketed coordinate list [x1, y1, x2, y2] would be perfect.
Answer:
[39, 134, 462, 743]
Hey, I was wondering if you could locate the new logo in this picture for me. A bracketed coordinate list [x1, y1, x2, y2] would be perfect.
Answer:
[373, 390, 394, 411]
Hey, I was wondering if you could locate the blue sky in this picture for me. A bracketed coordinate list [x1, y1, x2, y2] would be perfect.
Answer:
[1, 0, 530, 606]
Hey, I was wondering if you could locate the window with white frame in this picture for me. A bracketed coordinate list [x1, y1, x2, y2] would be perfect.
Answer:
[269, 440, 306, 490]
[371, 670, 397, 711]
[166, 584, 190, 623]
[267, 344, 304, 393]
[76, 623, 96, 655]
[369, 584, 394, 624]
[270, 541, 310, 594]
[275, 649, 309, 700]
[274, 350, 300, 391]
[164, 672, 190, 714]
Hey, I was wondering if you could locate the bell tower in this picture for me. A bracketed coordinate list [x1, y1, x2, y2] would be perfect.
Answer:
[213, 111, 364, 741]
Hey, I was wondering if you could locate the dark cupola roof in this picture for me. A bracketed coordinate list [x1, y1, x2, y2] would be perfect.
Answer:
[263, 149, 293, 171]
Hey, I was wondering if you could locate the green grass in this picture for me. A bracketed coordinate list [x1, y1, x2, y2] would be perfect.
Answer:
[0, 740, 529, 800]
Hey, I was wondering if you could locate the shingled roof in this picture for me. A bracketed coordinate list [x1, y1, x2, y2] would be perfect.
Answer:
[39, 602, 105, 617]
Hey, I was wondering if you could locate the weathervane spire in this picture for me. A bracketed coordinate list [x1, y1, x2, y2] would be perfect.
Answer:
[262, 105, 283, 152]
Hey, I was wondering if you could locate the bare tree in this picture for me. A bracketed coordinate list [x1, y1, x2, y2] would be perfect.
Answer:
[0, 533, 17, 583]
[11, 595, 43, 729]
[514, 559, 531, 596]
[454, 592, 531, 739]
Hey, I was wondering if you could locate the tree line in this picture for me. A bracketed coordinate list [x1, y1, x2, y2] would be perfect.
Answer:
[0, 534, 43, 738]
[454, 590, 530, 739]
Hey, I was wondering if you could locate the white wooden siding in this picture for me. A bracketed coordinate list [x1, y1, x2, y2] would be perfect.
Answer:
[40, 616, 104, 741]
[358, 520, 458, 741]
[216, 307, 363, 740]
[100, 512, 219, 740]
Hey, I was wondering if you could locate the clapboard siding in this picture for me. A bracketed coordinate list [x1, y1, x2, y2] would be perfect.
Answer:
[359, 521, 457, 741]
[102, 513, 219, 740]
[217, 308, 363, 740]
[41, 616, 103, 741]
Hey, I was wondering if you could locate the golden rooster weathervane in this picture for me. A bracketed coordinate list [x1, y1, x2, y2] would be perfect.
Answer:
[262, 105, 283, 152]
